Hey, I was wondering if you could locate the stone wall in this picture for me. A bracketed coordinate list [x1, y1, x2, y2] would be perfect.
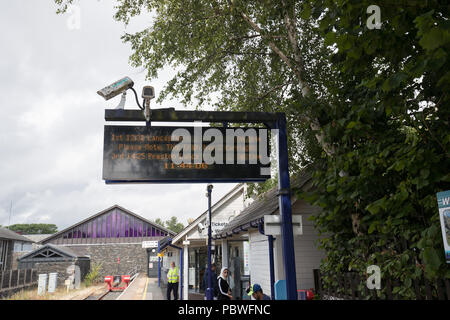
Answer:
[67, 243, 147, 277]
[33, 260, 90, 288]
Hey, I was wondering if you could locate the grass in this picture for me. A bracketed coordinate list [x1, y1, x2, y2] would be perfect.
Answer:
[3, 281, 106, 300]
[4, 263, 106, 300]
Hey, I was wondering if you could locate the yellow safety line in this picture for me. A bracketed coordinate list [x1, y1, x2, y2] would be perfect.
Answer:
[142, 277, 150, 300]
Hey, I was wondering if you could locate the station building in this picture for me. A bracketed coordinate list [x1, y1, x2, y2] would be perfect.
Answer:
[0, 226, 34, 271]
[32, 205, 175, 279]
[161, 168, 325, 300]
[214, 170, 325, 299]
[159, 183, 252, 300]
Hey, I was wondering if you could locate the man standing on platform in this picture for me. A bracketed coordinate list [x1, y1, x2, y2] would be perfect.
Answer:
[167, 261, 180, 300]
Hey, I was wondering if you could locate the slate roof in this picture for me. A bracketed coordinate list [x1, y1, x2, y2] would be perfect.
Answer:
[22, 234, 54, 243]
[0, 226, 35, 242]
[214, 169, 313, 239]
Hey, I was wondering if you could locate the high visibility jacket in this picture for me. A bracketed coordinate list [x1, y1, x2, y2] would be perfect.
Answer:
[168, 267, 179, 283]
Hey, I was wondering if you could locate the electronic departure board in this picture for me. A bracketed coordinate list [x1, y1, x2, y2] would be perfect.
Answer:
[103, 125, 271, 183]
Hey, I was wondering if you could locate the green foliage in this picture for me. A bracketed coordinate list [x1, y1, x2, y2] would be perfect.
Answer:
[152, 217, 185, 234]
[152, 218, 165, 228]
[7, 224, 58, 234]
[164, 216, 185, 234]
[302, 0, 450, 298]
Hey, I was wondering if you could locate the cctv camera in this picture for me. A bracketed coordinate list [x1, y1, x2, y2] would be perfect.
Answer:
[198, 223, 205, 234]
[142, 86, 155, 100]
[97, 77, 134, 101]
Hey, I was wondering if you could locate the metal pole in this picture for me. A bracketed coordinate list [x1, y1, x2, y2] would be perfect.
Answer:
[206, 184, 214, 300]
[258, 222, 275, 300]
[158, 241, 161, 287]
[276, 114, 297, 300]
[268, 235, 275, 300]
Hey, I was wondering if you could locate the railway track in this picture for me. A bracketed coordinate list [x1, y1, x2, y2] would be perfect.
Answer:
[84, 272, 139, 300]
[85, 289, 122, 300]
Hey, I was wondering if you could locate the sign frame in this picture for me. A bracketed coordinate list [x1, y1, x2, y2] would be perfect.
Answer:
[264, 215, 303, 236]
[142, 240, 159, 249]
[103, 125, 271, 184]
[103, 108, 299, 300]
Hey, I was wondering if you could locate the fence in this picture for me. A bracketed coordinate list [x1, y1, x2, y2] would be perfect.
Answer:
[313, 269, 450, 300]
[0, 269, 37, 295]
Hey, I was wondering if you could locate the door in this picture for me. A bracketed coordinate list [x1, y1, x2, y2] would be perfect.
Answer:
[147, 248, 159, 277]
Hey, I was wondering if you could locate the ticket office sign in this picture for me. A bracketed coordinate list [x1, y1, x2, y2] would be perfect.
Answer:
[103, 125, 271, 183]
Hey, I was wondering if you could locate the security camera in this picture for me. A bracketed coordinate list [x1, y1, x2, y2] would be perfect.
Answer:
[198, 223, 205, 234]
[97, 77, 134, 101]
[141, 85, 156, 122]
[142, 86, 155, 100]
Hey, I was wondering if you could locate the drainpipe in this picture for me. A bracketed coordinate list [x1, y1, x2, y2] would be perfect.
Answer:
[259, 222, 275, 300]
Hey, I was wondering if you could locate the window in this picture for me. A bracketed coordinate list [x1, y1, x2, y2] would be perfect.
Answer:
[13, 241, 32, 252]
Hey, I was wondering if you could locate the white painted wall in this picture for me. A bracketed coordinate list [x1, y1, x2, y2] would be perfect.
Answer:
[252, 198, 325, 296]
[185, 188, 245, 240]
[292, 200, 325, 290]
[293, 213, 325, 290]
[249, 231, 271, 295]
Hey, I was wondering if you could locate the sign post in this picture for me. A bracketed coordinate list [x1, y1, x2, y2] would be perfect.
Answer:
[206, 184, 214, 300]
[102, 108, 298, 299]
[276, 114, 298, 300]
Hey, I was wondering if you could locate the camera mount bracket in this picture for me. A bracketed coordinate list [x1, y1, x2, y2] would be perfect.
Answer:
[115, 92, 127, 110]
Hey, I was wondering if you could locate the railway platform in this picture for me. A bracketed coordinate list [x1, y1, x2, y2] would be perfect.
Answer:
[117, 274, 165, 300]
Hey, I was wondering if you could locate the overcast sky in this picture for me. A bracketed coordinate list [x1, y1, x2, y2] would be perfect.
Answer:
[0, 1, 236, 230]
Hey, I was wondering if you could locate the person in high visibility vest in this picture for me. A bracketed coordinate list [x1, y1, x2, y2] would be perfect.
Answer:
[166, 261, 180, 300]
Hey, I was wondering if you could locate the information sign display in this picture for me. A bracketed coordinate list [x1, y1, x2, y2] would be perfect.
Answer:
[103, 125, 271, 183]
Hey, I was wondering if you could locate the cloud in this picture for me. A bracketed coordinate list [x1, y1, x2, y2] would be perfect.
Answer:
[0, 1, 239, 230]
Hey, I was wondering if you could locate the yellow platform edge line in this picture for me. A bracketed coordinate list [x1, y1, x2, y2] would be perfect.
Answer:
[142, 277, 150, 300]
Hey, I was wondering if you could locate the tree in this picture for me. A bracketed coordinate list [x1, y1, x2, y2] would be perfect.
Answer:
[152, 218, 165, 228]
[54, 0, 334, 169]
[165, 216, 185, 234]
[151, 217, 185, 234]
[7, 224, 58, 234]
[299, 0, 450, 298]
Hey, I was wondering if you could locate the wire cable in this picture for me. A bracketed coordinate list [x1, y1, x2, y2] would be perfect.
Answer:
[130, 87, 144, 110]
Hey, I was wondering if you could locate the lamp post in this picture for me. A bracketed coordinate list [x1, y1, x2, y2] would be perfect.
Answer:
[205, 184, 214, 300]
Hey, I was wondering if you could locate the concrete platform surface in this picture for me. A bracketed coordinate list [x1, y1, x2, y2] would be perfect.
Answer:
[143, 278, 165, 300]
[117, 274, 166, 300]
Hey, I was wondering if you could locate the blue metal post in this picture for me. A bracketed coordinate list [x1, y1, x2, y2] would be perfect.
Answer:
[276, 113, 297, 300]
[206, 184, 214, 300]
[158, 241, 161, 287]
